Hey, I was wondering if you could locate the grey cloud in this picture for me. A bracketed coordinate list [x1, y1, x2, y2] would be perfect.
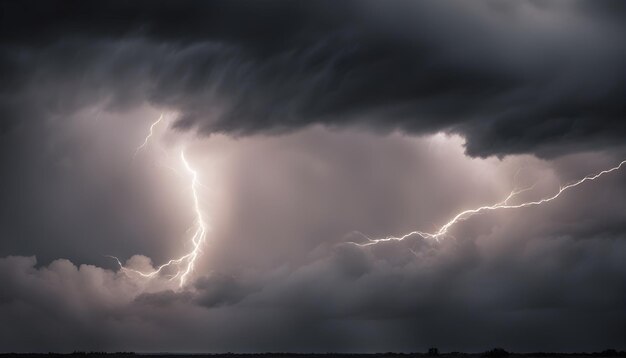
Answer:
[193, 273, 250, 308]
[1, 0, 624, 157]
[1, 124, 624, 352]
[0, 0, 625, 353]
[1, 211, 624, 352]
[0, 107, 200, 267]
[135, 290, 193, 307]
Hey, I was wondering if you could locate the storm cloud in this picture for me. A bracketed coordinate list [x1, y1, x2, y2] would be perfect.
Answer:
[0, 0, 624, 354]
[1, 0, 624, 157]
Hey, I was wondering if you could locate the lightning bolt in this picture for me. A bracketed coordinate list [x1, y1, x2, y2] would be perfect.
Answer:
[353, 159, 626, 246]
[118, 118, 625, 281]
[177, 150, 208, 286]
[133, 113, 163, 159]
[110, 114, 209, 287]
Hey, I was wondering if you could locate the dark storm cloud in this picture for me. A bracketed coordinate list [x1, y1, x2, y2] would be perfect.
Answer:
[1, 0, 624, 157]
[0, 0, 625, 353]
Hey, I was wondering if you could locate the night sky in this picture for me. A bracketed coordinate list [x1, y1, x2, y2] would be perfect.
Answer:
[0, 0, 625, 353]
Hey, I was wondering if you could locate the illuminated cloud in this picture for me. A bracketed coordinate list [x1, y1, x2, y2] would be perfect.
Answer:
[0, 0, 624, 353]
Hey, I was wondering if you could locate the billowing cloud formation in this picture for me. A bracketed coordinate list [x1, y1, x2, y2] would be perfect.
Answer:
[1, 0, 624, 157]
[1, 124, 625, 352]
[1, 217, 624, 352]
[0, 0, 625, 353]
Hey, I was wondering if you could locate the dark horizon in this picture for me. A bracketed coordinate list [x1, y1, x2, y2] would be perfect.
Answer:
[1, 350, 626, 356]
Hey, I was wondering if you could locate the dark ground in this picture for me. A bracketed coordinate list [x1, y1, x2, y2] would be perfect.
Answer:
[1, 351, 625, 358]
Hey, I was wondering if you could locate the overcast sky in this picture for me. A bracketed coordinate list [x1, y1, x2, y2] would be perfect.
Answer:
[0, 0, 625, 353]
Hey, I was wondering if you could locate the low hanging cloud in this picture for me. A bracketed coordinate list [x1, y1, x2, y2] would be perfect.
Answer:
[1, 0, 625, 157]
[1, 222, 624, 352]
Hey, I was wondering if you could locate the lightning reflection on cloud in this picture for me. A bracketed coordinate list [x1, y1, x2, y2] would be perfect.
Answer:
[111, 114, 209, 287]
[113, 117, 626, 286]
[352, 158, 626, 246]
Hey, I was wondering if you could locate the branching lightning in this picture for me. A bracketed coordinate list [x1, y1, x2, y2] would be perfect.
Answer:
[111, 114, 209, 287]
[133, 113, 163, 159]
[115, 117, 626, 283]
[178, 150, 208, 286]
[353, 159, 626, 246]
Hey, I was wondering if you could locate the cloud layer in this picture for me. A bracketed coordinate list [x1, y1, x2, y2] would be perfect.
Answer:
[1, 0, 624, 157]
[2, 215, 625, 352]
[0, 0, 625, 353]
[1, 125, 625, 352]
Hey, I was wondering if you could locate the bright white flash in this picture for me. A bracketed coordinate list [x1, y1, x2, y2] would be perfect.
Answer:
[178, 150, 208, 286]
[352, 159, 626, 246]
[133, 113, 163, 159]
[111, 114, 209, 287]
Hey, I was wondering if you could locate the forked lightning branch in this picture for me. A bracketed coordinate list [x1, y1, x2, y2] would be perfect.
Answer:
[112, 114, 626, 288]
